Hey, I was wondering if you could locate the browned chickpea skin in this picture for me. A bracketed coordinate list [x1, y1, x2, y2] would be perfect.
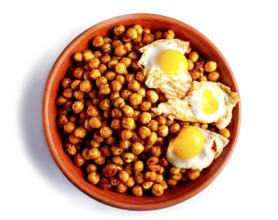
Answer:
[68, 133, 80, 144]
[86, 105, 99, 117]
[115, 62, 127, 75]
[111, 145, 123, 156]
[132, 185, 143, 196]
[138, 112, 152, 124]
[147, 119, 159, 132]
[100, 53, 111, 64]
[170, 123, 181, 134]
[119, 139, 131, 150]
[99, 145, 112, 157]
[105, 71, 116, 81]
[57, 115, 68, 127]
[110, 80, 122, 92]
[188, 51, 199, 63]
[121, 105, 134, 117]
[99, 84, 111, 95]
[98, 178, 111, 190]
[73, 90, 84, 100]
[73, 67, 84, 79]
[82, 148, 91, 160]
[94, 50, 102, 58]
[87, 172, 100, 185]
[154, 31, 163, 40]
[112, 97, 125, 108]
[95, 76, 107, 88]
[111, 119, 122, 130]
[79, 80, 92, 93]
[88, 147, 101, 160]
[219, 128, 230, 139]
[114, 44, 127, 57]
[189, 69, 201, 80]
[88, 57, 100, 69]
[71, 79, 81, 90]
[102, 164, 118, 178]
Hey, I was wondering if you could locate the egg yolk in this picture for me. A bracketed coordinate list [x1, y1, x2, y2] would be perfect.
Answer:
[157, 49, 188, 75]
[202, 89, 219, 115]
[170, 126, 205, 159]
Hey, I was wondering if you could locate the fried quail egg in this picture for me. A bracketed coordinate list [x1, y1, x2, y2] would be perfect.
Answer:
[152, 81, 239, 129]
[138, 39, 192, 99]
[166, 125, 229, 170]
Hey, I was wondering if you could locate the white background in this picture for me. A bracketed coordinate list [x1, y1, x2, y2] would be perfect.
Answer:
[1, 0, 277, 219]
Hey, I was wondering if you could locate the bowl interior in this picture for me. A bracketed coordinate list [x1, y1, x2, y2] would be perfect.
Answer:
[43, 13, 241, 210]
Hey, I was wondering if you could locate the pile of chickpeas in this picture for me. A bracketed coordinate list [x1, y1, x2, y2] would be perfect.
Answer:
[55, 24, 231, 197]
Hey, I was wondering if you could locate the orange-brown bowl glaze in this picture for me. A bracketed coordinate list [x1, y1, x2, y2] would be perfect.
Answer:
[43, 13, 241, 210]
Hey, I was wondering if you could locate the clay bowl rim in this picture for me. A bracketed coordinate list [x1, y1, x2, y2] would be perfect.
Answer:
[43, 13, 241, 211]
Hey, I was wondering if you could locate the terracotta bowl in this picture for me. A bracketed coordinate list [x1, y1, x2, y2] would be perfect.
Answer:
[43, 13, 241, 210]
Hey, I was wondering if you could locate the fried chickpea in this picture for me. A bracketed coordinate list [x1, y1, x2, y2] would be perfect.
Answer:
[113, 25, 125, 36]
[73, 67, 84, 79]
[74, 152, 85, 166]
[127, 80, 140, 92]
[65, 144, 77, 156]
[188, 51, 199, 62]
[88, 148, 101, 160]
[154, 31, 163, 40]
[79, 80, 92, 93]
[151, 146, 161, 157]
[71, 79, 81, 90]
[132, 185, 143, 197]
[115, 62, 127, 74]
[131, 142, 144, 155]
[142, 181, 153, 190]
[146, 90, 159, 103]
[115, 75, 125, 85]
[120, 129, 133, 140]
[87, 172, 100, 185]
[61, 78, 72, 89]
[87, 105, 99, 117]
[122, 105, 134, 117]
[139, 112, 152, 124]
[139, 101, 151, 112]
[111, 119, 121, 130]
[102, 164, 118, 177]
[133, 160, 144, 173]
[114, 44, 127, 57]
[89, 57, 100, 69]
[116, 182, 128, 193]
[71, 101, 84, 114]
[105, 71, 116, 81]
[119, 139, 131, 150]
[187, 169, 201, 180]
[138, 126, 151, 139]
[73, 52, 83, 62]
[156, 115, 167, 125]
[99, 99, 111, 111]
[129, 93, 143, 106]
[187, 59, 194, 70]
[95, 76, 107, 88]
[121, 117, 135, 130]
[170, 123, 181, 134]
[98, 178, 111, 190]
[219, 128, 230, 139]
[86, 164, 97, 173]
[142, 33, 154, 44]
[74, 90, 84, 100]
[57, 115, 68, 127]
[190, 69, 201, 80]
[113, 97, 125, 108]
[92, 36, 104, 48]
[121, 152, 135, 163]
[148, 119, 158, 132]
[99, 84, 111, 95]
[207, 71, 220, 82]
[126, 27, 138, 40]
[111, 108, 122, 118]
[111, 145, 123, 156]
[83, 50, 94, 62]
[99, 126, 113, 138]
[204, 61, 217, 72]
[163, 30, 175, 39]
[101, 42, 112, 54]
[158, 125, 169, 137]
[88, 116, 102, 129]
[74, 126, 86, 139]
[69, 133, 80, 144]
[118, 170, 130, 183]
[110, 80, 122, 92]
[121, 89, 132, 101]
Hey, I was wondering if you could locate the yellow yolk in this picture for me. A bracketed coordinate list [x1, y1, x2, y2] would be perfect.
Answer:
[201, 89, 219, 115]
[157, 49, 188, 75]
[170, 126, 205, 159]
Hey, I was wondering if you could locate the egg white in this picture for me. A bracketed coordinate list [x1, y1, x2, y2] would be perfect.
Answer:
[152, 81, 239, 129]
[138, 39, 192, 99]
[166, 127, 229, 171]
